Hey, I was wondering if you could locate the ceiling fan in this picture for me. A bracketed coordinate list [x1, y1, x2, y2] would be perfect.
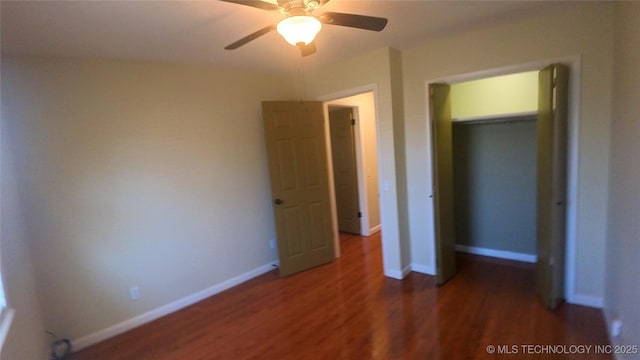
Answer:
[221, 0, 388, 57]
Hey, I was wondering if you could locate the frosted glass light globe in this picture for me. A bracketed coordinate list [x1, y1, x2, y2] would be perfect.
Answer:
[277, 16, 322, 46]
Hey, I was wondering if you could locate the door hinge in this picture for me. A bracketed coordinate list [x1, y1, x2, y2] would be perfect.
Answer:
[357, 211, 362, 218]
[351, 118, 356, 126]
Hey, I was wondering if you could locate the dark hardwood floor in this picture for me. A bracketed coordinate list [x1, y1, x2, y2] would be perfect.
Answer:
[71, 232, 611, 359]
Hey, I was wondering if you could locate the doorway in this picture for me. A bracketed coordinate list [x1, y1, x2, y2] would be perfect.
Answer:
[318, 84, 402, 279]
[262, 90, 384, 276]
[326, 92, 381, 239]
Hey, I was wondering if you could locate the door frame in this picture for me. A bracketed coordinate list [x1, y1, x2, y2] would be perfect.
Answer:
[424, 55, 582, 304]
[327, 104, 370, 236]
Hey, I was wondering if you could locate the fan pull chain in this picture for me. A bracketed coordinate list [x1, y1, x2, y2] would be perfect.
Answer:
[298, 56, 306, 102]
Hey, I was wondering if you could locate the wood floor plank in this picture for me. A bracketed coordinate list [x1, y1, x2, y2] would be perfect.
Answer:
[70, 232, 611, 359]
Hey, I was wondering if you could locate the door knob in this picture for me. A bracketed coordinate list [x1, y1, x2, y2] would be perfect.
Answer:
[274, 199, 284, 205]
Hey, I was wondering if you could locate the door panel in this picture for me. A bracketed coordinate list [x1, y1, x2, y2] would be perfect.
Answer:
[302, 138, 323, 185]
[430, 84, 457, 285]
[275, 139, 297, 190]
[329, 107, 361, 234]
[536, 64, 569, 309]
[283, 207, 303, 256]
[263, 101, 336, 276]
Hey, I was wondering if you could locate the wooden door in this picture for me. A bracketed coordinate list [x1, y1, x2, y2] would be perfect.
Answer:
[430, 84, 457, 285]
[262, 101, 336, 276]
[536, 64, 569, 309]
[329, 107, 361, 234]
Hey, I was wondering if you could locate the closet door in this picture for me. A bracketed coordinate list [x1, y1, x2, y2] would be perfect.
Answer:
[430, 83, 457, 285]
[536, 64, 569, 309]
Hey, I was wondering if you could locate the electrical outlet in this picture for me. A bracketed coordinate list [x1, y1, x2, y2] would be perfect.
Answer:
[129, 286, 141, 301]
[269, 239, 276, 249]
[611, 319, 622, 337]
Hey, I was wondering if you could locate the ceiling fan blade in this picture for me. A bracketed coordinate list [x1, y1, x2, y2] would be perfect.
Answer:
[320, 12, 388, 31]
[298, 42, 317, 57]
[224, 24, 277, 50]
[219, 0, 282, 12]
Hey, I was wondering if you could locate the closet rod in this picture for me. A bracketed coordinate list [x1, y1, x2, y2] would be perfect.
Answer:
[453, 111, 537, 125]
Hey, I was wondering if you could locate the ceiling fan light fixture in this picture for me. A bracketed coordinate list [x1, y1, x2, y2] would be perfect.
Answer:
[276, 16, 322, 46]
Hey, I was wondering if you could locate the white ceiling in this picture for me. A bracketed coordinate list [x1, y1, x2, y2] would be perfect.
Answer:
[1, 0, 557, 73]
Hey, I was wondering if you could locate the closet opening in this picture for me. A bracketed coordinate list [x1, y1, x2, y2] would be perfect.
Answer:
[452, 115, 537, 263]
[428, 62, 575, 309]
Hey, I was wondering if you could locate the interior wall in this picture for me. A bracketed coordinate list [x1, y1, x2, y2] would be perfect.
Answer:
[452, 118, 537, 255]
[1, 56, 294, 343]
[402, 2, 614, 303]
[605, 1, 640, 356]
[450, 71, 538, 119]
[326, 92, 380, 233]
[1, 122, 49, 359]
[389, 49, 411, 270]
[304, 47, 409, 278]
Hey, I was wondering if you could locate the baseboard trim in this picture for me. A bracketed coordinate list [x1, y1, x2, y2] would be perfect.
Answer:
[0, 308, 15, 353]
[384, 264, 411, 280]
[410, 264, 436, 275]
[455, 244, 537, 263]
[387, 264, 435, 277]
[384, 269, 403, 279]
[369, 224, 381, 234]
[401, 264, 412, 278]
[567, 294, 604, 309]
[72, 261, 278, 351]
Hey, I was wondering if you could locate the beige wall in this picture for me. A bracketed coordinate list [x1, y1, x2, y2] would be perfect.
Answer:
[402, 2, 614, 302]
[450, 71, 538, 119]
[605, 2, 640, 356]
[327, 92, 380, 233]
[1, 120, 49, 359]
[305, 47, 409, 277]
[389, 48, 411, 270]
[1, 57, 294, 343]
